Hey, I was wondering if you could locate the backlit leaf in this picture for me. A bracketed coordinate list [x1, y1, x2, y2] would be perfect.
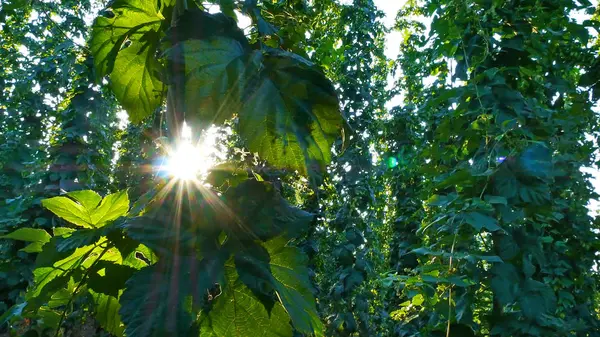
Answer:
[239, 52, 344, 177]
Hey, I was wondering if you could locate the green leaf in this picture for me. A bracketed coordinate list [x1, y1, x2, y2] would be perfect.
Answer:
[224, 180, 314, 240]
[522, 255, 535, 278]
[0, 303, 26, 328]
[42, 196, 93, 228]
[234, 237, 324, 336]
[109, 32, 165, 123]
[491, 263, 520, 306]
[494, 167, 517, 199]
[90, 0, 172, 123]
[165, 37, 256, 125]
[206, 163, 249, 189]
[91, 290, 125, 337]
[53, 227, 76, 236]
[426, 194, 451, 206]
[66, 190, 102, 210]
[484, 195, 507, 205]
[518, 144, 553, 179]
[463, 212, 501, 232]
[42, 191, 129, 228]
[2, 228, 51, 253]
[496, 234, 519, 260]
[198, 264, 293, 337]
[88, 261, 137, 297]
[239, 52, 344, 177]
[119, 264, 193, 337]
[34, 307, 61, 331]
[90, 190, 129, 225]
[1, 228, 51, 243]
[20, 242, 47, 253]
[519, 279, 556, 319]
[122, 215, 197, 257]
[56, 229, 104, 253]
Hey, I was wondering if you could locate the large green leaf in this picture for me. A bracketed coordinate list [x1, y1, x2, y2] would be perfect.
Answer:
[263, 237, 324, 336]
[91, 190, 130, 225]
[42, 196, 93, 228]
[463, 212, 502, 232]
[198, 263, 293, 337]
[88, 261, 137, 298]
[223, 180, 313, 241]
[90, 290, 125, 337]
[66, 190, 102, 210]
[90, 0, 172, 123]
[1, 228, 51, 253]
[518, 279, 557, 319]
[166, 37, 257, 126]
[490, 263, 520, 306]
[42, 190, 129, 228]
[122, 215, 198, 257]
[239, 52, 344, 177]
[119, 264, 193, 337]
[28, 244, 97, 301]
[233, 237, 323, 336]
[109, 32, 165, 123]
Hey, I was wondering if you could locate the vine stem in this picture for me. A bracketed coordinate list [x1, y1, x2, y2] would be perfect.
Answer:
[53, 245, 112, 337]
[446, 233, 458, 337]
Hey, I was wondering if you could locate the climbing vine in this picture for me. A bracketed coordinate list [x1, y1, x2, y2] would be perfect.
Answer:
[1, 0, 600, 336]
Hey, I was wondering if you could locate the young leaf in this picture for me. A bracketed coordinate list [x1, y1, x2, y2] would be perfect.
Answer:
[42, 190, 129, 228]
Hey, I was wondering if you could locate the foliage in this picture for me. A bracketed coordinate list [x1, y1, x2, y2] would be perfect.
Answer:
[2, 0, 600, 336]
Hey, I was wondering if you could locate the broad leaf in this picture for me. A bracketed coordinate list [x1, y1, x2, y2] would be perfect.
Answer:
[239, 52, 344, 177]
[90, 0, 172, 123]
[121, 215, 197, 257]
[119, 263, 193, 337]
[88, 261, 137, 297]
[91, 190, 130, 225]
[490, 263, 520, 306]
[198, 263, 293, 337]
[67, 190, 102, 210]
[91, 290, 125, 337]
[1, 228, 51, 253]
[518, 279, 557, 319]
[109, 32, 165, 123]
[166, 37, 257, 125]
[224, 180, 314, 241]
[264, 237, 324, 336]
[42, 197, 93, 228]
[42, 190, 129, 228]
[233, 237, 323, 336]
[463, 212, 501, 232]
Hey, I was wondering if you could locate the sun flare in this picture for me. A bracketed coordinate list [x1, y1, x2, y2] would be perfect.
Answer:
[161, 122, 217, 181]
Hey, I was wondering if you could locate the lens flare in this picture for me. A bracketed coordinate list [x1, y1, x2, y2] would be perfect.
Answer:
[160, 122, 216, 181]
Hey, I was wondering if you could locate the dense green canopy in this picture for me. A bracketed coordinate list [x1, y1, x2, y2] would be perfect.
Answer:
[1, 0, 600, 336]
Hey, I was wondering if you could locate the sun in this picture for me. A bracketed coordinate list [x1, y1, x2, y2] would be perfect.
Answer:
[161, 122, 217, 181]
